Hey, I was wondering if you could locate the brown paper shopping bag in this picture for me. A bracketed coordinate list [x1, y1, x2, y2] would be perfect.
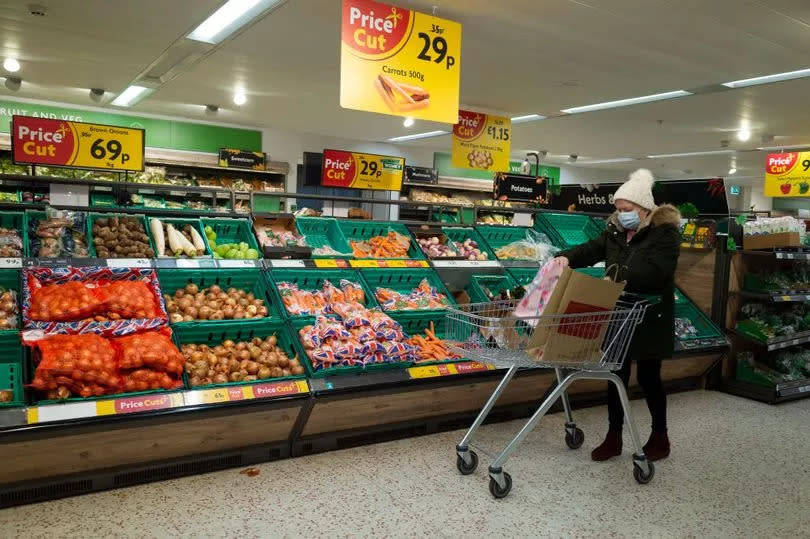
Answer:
[527, 270, 625, 364]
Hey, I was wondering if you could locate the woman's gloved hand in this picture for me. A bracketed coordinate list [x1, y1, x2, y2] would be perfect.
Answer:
[553, 256, 569, 267]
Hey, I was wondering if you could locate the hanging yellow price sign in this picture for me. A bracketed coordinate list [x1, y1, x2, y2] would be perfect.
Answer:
[451, 110, 511, 172]
[340, 0, 462, 124]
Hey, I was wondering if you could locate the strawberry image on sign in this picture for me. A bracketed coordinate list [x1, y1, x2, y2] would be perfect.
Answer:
[780, 183, 792, 194]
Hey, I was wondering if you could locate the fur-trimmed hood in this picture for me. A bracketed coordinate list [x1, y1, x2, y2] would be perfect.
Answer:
[607, 203, 681, 232]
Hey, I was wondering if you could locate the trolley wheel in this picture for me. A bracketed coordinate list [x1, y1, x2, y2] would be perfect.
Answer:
[456, 451, 478, 475]
[565, 428, 585, 449]
[633, 461, 655, 484]
[489, 472, 512, 499]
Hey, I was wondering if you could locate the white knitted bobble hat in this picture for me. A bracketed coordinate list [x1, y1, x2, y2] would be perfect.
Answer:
[614, 168, 656, 210]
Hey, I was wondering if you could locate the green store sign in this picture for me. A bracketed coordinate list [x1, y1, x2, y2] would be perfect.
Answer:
[0, 100, 261, 154]
[434, 152, 560, 185]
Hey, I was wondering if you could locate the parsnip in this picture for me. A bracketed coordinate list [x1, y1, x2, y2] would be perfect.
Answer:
[186, 225, 206, 255]
[175, 226, 197, 257]
[150, 218, 165, 256]
[166, 224, 184, 256]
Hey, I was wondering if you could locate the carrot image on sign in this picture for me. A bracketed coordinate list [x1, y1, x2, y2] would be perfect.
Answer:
[375, 75, 430, 112]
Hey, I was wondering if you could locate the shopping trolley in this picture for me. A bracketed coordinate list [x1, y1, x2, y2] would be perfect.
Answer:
[446, 295, 657, 498]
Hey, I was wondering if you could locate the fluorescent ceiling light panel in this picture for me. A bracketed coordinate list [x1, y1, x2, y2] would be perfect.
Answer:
[110, 85, 152, 107]
[757, 144, 810, 151]
[647, 150, 734, 158]
[579, 157, 636, 164]
[188, 0, 282, 44]
[561, 90, 692, 114]
[511, 114, 545, 124]
[387, 130, 448, 142]
[722, 68, 810, 88]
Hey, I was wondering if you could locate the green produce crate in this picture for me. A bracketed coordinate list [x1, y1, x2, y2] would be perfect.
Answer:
[337, 220, 424, 259]
[735, 357, 782, 388]
[507, 267, 538, 288]
[253, 194, 282, 213]
[295, 217, 353, 257]
[201, 218, 260, 259]
[0, 332, 24, 407]
[147, 217, 209, 257]
[442, 226, 496, 260]
[466, 274, 519, 304]
[0, 211, 26, 257]
[27, 210, 91, 259]
[0, 269, 20, 333]
[172, 319, 309, 389]
[534, 212, 603, 249]
[157, 268, 280, 325]
[0, 189, 20, 204]
[268, 268, 377, 318]
[675, 302, 724, 342]
[389, 310, 470, 366]
[288, 317, 412, 377]
[475, 225, 533, 260]
[360, 268, 455, 313]
[87, 213, 156, 258]
[90, 192, 117, 208]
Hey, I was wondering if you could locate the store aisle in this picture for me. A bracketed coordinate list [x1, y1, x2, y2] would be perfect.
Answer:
[1, 390, 808, 538]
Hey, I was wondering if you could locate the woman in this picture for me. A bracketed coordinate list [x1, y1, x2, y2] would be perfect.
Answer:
[556, 169, 681, 462]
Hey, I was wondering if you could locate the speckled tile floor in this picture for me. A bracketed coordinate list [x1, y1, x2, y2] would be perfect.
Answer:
[1, 390, 808, 538]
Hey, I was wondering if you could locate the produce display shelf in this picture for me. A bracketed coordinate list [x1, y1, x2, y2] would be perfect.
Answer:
[201, 217, 260, 255]
[738, 290, 810, 303]
[0, 333, 24, 407]
[729, 327, 810, 352]
[388, 310, 470, 366]
[86, 213, 157, 259]
[441, 226, 497, 260]
[267, 268, 378, 319]
[474, 225, 531, 260]
[337, 220, 424, 260]
[148, 217, 211, 258]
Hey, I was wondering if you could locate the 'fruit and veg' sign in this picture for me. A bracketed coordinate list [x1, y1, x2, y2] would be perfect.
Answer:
[451, 110, 511, 173]
[339, 0, 461, 124]
[765, 152, 810, 197]
[321, 149, 405, 191]
[11, 115, 144, 172]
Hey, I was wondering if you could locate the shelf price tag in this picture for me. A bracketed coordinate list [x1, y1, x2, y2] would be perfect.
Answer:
[0, 257, 22, 268]
[217, 259, 257, 268]
[175, 259, 200, 268]
[350, 259, 379, 268]
[339, 0, 461, 124]
[185, 388, 231, 405]
[409, 364, 456, 378]
[314, 259, 339, 268]
[11, 116, 144, 172]
[271, 259, 306, 268]
[107, 258, 151, 268]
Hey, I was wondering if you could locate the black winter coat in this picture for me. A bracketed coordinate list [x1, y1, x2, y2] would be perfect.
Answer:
[560, 204, 681, 360]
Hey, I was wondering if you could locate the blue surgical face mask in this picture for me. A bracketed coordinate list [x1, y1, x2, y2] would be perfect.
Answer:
[618, 210, 641, 230]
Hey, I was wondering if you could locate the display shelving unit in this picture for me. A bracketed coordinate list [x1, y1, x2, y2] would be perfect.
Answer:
[0, 158, 730, 507]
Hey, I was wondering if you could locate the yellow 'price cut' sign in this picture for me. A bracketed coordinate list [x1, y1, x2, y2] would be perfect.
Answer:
[340, 0, 461, 124]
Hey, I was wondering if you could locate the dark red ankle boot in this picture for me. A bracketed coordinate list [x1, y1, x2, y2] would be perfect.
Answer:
[643, 431, 670, 461]
[591, 430, 622, 461]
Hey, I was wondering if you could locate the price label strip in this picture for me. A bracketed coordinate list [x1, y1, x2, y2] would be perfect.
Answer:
[0, 257, 22, 268]
[408, 361, 494, 379]
[217, 259, 258, 268]
[184, 380, 309, 405]
[27, 392, 185, 424]
[107, 258, 152, 268]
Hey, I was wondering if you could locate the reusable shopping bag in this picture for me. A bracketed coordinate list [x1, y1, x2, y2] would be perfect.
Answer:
[513, 258, 569, 326]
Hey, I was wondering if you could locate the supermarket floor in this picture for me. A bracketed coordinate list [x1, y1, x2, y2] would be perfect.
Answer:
[2, 390, 809, 538]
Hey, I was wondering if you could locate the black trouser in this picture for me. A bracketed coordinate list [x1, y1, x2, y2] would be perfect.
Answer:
[607, 358, 667, 433]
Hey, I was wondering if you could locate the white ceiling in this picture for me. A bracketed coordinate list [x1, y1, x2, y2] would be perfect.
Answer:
[3, 0, 810, 183]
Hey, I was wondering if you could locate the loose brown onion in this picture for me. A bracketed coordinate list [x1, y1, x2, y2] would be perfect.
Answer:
[207, 355, 218, 367]
[235, 341, 247, 351]
[267, 336, 277, 347]
[239, 359, 249, 370]
[244, 375, 258, 382]
[229, 372, 243, 382]
[246, 361, 259, 375]
[259, 341, 272, 351]
[193, 359, 207, 370]
[199, 306, 212, 319]
[258, 306, 269, 317]
[176, 290, 186, 298]
[185, 283, 199, 294]
[208, 300, 220, 310]
[194, 367, 208, 379]
[190, 376, 202, 387]
[210, 285, 222, 294]
[292, 365, 305, 375]
[170, 313, 183, 323]
[258, 367, 271, 379]
[234, 312, 245, 319]
[251, 337, 262, 346]
[185, 306, 199, 319]
[238, 298, 249, 307]
[246, 305, 258, 316]
[223, 340, 235, 348]
[209, 311, 224, 320]
[225, 297, 237, 307]
[190, 351, 204, 362]
[213, 374, 228, 384]
[249, 346, 261, 360]
[213, 345, 226, 355]
[182, 314, 194, 322]
[238, 350, 251, 361]
[223, 307, 235, 319]
[281, 369, 291, 376]
[228, 358, 240, 371]
[278, 358, 289, 368]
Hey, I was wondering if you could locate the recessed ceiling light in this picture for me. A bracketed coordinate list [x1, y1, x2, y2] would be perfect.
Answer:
[647, 149, 734, 158]
[3, 58, 20, 73]
[560, 90, 692, 114]
[728, 167, 737, 175]
[511, 114, 545, 124]
[722, 68, 810, 88]
[387, 130, 448, 142]
[188, 0, 284, 44]
[233, 91, 247, 106]
[110, 85, 152, 107]
[737, 128, 751, 142]
[403, 117, 414, 128]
